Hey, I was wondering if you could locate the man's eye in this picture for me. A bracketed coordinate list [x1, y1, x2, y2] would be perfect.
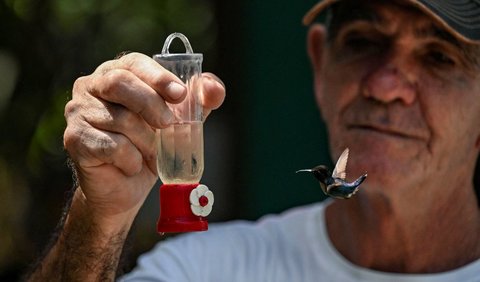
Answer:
[345, 37, 371, 48]
[426, 50, 455, 66]
[344, 36, 382, 50]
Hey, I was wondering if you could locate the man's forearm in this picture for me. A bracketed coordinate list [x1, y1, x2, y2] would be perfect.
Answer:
[26, 189, 134, 281]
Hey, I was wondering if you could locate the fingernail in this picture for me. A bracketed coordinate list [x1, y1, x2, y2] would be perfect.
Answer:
[204, 73, 225, 88]
[161, 109, 174, 126]
[167, 82, 186, 101]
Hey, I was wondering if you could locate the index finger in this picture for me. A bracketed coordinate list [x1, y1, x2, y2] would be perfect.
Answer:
[96, 52, 187, 104]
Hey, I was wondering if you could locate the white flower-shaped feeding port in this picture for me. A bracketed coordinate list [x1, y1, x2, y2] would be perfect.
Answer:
[190, 184, 214, 217]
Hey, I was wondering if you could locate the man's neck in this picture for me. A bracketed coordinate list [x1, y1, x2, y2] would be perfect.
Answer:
[325, 182, 480, 273]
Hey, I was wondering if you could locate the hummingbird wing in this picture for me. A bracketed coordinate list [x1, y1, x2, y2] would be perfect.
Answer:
[332, 148, 349, 180]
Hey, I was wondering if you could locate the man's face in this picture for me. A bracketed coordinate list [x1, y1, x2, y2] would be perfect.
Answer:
[310, 1, 480, 192]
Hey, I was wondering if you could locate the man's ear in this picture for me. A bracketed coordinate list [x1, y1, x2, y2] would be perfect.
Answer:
[307, 24, 328, 115]
[307, 24, 327, 73]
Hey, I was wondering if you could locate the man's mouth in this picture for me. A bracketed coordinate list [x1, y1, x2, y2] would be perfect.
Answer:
[347, 124, 428, 141]
[341, 95, 431, 142]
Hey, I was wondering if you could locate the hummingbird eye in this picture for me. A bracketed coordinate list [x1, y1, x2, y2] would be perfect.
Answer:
[311, 166, 330, 181]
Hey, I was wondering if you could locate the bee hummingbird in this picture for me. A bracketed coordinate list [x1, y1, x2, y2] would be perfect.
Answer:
[297, 148, 367, 199]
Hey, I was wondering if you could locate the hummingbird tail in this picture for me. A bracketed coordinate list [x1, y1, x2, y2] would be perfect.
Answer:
[353, 173, 367, 186]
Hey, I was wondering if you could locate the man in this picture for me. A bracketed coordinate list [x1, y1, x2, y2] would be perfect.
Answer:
[27, 0, 480, 281]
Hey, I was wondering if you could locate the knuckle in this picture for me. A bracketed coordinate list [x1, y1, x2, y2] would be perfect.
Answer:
[64, 100, 78, 119]
[72, 76, 87, 95]
[63, 126, 81, 152]
[101, 69, 131, 97]
[94, 59, 116, 75]
[119, 52, 144, 69]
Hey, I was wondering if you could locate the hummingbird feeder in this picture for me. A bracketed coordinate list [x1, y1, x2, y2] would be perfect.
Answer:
[154, 33, 213, 233]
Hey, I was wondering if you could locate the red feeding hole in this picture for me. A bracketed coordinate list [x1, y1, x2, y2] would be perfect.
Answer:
[199, 195, 209, 207]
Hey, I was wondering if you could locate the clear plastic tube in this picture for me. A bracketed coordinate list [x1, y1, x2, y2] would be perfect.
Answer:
[153, 33, 204, 184]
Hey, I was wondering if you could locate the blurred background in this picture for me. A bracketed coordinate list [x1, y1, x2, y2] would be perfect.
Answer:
[0, 0, 331, 279]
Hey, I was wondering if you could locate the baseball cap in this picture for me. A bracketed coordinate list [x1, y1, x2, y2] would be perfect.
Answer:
[303, 0, 480, 44]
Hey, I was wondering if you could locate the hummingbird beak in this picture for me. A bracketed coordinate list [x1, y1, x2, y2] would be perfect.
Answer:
[296, 169, 312, 173]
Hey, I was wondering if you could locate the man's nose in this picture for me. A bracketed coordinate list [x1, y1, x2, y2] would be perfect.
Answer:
[363, 64, 416, 105]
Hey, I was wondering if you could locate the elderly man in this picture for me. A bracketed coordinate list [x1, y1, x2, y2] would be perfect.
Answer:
[27, 0, 480, 281]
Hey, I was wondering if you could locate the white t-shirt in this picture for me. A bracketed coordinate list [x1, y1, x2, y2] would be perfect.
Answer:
[121, 200, 480, 281]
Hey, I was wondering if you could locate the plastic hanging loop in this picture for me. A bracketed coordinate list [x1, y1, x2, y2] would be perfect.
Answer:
[153, 33, 203, 122]
[161, 33, 194, 55]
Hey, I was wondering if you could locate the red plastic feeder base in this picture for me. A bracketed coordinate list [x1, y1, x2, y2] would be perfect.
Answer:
[157, 183, 208, 233]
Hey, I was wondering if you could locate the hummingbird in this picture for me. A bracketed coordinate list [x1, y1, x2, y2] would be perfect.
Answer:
[296, 148, 367, 199]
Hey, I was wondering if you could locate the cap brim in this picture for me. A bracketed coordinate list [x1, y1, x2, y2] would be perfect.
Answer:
[302, 0, 339, 26]
[302, 0, 480, 45]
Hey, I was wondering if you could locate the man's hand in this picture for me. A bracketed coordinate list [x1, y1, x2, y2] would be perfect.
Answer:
[26, 52, 225, 281]
[64, 52, 225, 226]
